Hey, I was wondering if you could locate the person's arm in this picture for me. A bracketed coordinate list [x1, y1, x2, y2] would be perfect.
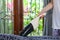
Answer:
[38, 0, 53, 18]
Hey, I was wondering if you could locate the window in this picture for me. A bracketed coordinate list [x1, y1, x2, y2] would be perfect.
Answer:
[0, 0, 14, 34]
[23, 0, 44, 36]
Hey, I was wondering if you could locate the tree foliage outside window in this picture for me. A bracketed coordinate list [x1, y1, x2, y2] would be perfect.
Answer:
[23, 0, 44, 36]
[0, 0, 13, 34]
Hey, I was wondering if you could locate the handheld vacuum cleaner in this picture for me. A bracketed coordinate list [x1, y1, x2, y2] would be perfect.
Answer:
[19, 16, 41, 36]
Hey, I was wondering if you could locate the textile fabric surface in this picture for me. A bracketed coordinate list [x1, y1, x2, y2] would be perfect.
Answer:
[0, 34, 60, 40]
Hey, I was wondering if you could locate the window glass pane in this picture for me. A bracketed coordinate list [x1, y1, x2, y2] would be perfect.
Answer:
[0, 0, 14, 34]
[23, 0, 44, 36]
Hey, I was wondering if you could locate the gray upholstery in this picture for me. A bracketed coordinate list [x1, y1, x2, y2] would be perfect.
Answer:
[0, 34, 60, 40]
[28, 36, 60, 40]
[0, 34, 29, 40]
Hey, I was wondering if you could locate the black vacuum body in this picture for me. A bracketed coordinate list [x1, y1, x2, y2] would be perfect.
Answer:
[20, 23, 34, 36]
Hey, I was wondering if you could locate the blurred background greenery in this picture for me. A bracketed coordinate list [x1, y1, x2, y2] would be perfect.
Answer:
[23, 0, 44, 36]
[0, 0, 44, 36]
[0, 0, 13, 34]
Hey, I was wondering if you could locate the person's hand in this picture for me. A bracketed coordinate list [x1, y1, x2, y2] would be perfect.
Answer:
[38, 12, 46, 19]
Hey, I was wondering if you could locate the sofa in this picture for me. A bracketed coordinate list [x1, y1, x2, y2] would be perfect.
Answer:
[0, 34, 60, 40]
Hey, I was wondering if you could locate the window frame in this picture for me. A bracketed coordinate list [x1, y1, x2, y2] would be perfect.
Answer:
[14, 0, 23, 35]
